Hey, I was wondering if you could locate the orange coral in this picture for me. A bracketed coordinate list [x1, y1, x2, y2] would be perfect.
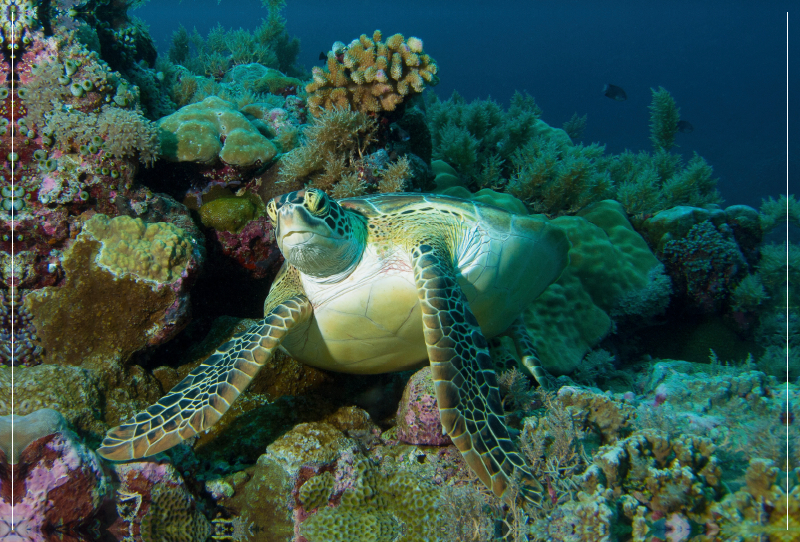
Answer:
[306, 31, 438, 116]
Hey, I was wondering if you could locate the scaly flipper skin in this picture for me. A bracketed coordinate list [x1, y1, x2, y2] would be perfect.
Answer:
[98, 268, 311, 461]
[412, 244, 544, 505]
[507, 316, 551, 390]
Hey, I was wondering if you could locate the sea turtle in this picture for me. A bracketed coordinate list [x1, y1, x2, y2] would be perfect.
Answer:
[99, 188, 570, 503]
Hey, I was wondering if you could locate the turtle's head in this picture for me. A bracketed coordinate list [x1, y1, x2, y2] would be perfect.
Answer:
[267, 188, 366, 279]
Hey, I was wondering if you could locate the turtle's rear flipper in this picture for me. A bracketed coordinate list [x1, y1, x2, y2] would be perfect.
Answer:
[98, 295, 312, 461]
[506, 316, 553, 390]
[412, 244, 544, 506]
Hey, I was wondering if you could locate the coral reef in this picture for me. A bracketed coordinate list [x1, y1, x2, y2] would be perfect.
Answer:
[307, 30, 438, 115]
[0, 409, 111, 540]
[711, 459, 799, 542]
[107, 458, 211, 542]
[0, 288, 43, 366]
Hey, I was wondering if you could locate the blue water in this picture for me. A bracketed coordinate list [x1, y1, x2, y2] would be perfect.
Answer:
[135, 0, 798, 211]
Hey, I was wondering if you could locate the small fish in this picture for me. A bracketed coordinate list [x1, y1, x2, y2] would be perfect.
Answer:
[603, 84, 627, 101]
[677, 120, 694, 133]
[318, 51, 327, 60]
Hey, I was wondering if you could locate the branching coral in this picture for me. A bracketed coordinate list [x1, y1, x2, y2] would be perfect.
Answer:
[760, 193, 800, 231]
[165, 1, 303, 80]
[306, 30, 438, 116]
[277, 108, 409, 197]
[562, 112, 587, 142]
[609, 149, 721, 216]
[427, 91, 544, 183]
[649, 86, 680, 152]
[507, 137, 613, 215]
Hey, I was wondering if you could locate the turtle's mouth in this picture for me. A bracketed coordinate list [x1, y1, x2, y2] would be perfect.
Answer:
[282, 230, 331, 245]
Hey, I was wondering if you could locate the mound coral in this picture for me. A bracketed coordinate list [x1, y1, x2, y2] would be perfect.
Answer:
[199, 196, 258, 233]
[158, 96, 279, 168]
[83, 213, 194, 285]
[524, 200, 663, 373]
[307, 30, 438, 116]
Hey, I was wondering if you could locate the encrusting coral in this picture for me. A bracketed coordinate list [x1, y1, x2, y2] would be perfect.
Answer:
[306, 30, 438, 116]
[299, 459, 442, 542]
[82, 213, 194, 285]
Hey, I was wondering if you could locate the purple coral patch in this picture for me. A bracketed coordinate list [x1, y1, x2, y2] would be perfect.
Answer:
[395, 366, 452, 446]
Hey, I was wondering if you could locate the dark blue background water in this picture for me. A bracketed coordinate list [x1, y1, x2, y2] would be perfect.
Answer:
[135, 0, 797, 212]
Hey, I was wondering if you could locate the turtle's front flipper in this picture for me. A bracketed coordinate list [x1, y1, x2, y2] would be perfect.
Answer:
[506, 316, 552, 390]
[98, 293, 312, 461]
[411, 244, 544, 505]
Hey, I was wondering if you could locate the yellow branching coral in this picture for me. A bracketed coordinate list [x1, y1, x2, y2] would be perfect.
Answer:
[306, 31, 438, 116]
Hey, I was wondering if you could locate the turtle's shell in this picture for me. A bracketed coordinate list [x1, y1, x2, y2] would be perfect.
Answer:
[275, 193, 570, 375]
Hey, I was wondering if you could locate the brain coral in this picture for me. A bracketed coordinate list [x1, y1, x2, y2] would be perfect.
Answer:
[83, 213, 193, 285]
[157, 96, 278, 167]
[307, 30, 438, 116]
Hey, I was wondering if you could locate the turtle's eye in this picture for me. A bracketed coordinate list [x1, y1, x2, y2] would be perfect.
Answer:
[304, 188, 329, 216]
[266, 200, 278, 222]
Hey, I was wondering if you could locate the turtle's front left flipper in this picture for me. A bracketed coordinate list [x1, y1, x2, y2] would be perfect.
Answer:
[411, 244, 544, 505]
[98, 293, 312, 461]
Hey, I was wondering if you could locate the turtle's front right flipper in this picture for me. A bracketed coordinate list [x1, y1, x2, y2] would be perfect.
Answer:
[98, 294, 312, 461]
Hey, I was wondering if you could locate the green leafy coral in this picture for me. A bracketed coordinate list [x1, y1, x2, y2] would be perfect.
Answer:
[277, 108, 410, 198]
[427, 91, 720, 218]
[427, 91, 545, 185]
[648, 86, 680, 152]
[166, 0, 303, 80]
[507, 138, 613, 214]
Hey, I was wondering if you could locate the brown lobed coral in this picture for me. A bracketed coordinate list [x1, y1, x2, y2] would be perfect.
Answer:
[307, 30, 438, 116]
